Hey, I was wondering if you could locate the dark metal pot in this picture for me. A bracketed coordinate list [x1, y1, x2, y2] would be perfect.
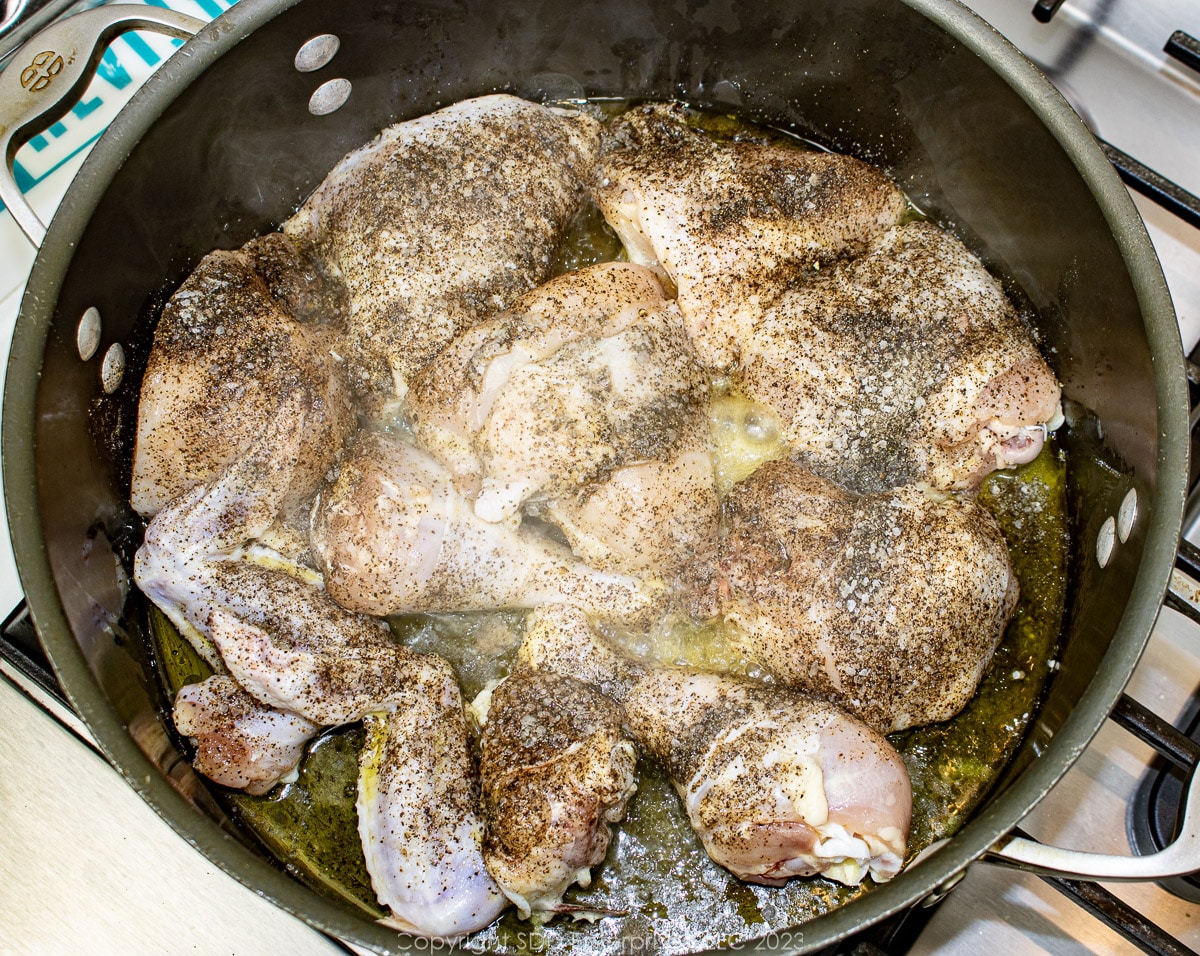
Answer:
[0, 0, 1188, 951]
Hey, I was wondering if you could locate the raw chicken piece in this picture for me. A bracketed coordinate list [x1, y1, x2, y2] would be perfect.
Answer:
[475, 667, 637, 918]
[735, 222, 1063, 492]
[137, 406, 503, 936]
[519, 605, 911, 887]
[310, 432, 668, 626]
[595, 102, 908, 369]
[130, 234, 354, 520]
[173, 675, 319, 795]
[695, 460, 1018, 734]
[283, 94, 602, 414]
[358, 661, 509, 939]
[408, 261, 713, 524]
[538, 437, 717, 579]
[135, 404, 449, 725]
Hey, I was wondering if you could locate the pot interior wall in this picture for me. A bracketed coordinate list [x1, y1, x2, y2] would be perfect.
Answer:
[18, 0, 1173, 948]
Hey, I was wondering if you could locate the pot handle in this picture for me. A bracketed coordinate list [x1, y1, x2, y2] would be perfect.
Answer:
[981, 763, 1200, 880]
[982, 726, 1200, 882]
[0, 3, 205, 247]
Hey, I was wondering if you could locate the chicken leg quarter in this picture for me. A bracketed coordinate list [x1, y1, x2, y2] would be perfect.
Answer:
[519, 605, 912, 887]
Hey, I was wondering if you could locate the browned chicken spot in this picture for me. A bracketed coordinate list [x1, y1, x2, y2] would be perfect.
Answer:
[695, 460, 1018, 734]
[477, 667, 637, 918]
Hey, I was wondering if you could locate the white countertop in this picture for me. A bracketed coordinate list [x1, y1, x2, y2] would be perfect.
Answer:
[0, 677, 346, 955]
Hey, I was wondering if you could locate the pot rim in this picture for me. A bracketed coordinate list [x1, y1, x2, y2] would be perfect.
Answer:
[1, 0, 1188, 951]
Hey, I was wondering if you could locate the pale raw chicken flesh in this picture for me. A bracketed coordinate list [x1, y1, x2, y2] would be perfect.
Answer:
[475, 667, 637, 917]
[283, 94, 601, 414]
[735, 222, 1063, 492]
[310, 432, 668, 625]
[537, 436, 717, 579]
[594, 102, 908, 369]
[694, 460, 1018, 734]
[519, 605, 911, 887]
[134, 405, 434, 726]
[129, 234, 354, 520]
[137, 412, 504, 936]
[357, 660, 509, 939]
[173, 675, 319, 796]
[408, 261, 716, 540]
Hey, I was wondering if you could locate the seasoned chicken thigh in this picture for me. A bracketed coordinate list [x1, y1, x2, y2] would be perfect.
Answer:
[695, 460, 1018, 734]
[475, 667, 637, 918]
[358, 662, 509, 939]
[173, 675, 319, 795]
[735, 222, 1062, 492]
[283, 94, 602, 414]
[408, 261, 713, 524]
[520, 605, 911, 887]
[595, 102, 908, 369]
[130, 235, 354, 520]
[311, 432, 668, 625]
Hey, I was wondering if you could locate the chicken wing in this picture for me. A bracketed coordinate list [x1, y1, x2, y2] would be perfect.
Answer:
[283, 94, 602, 415]
[735, 222, 1062, 491]
[173, 675, 319, 795]
[358, 661, 509, 939]
[137, 406, 504, 934]
[134, 403, 431, 725]
[475, 667, 637, 918]
[695, 460, 1018, 734]
[519, 605, 911, 887]
[595, 102, 908, 369]
[310, 432, 668, 626]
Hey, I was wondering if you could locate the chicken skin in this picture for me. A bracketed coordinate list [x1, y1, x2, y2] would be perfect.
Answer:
[537, 431, 717, 579]
[358, 662, 509, 939]
[735, 222, 1062, 492]
[408, 261, 716, 536]
[172, 675, 319, 796]
[310, 432, 668, 625]
[130, 235, 354, 520]
[134, 403, 434, 726]
[594, 102, 908, 370]
[283, 94, 602, 415]
[137, 406, 504, 936]
[519, 605, 911, 887]
[694, 460, 1018, 734]
[475, 667, 637, 918]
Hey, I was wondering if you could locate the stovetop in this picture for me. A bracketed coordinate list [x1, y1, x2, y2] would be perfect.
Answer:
[3, 1, 1200, 954]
